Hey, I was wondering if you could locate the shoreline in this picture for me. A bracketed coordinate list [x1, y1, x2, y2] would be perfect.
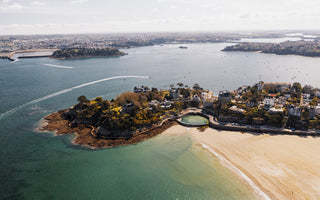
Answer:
[37, 110, 320, 199]
[38, 110, 177, 149]
[50, 54, 127, 60]
[189, 127, 320, 200]
[191, 133, 272, 200]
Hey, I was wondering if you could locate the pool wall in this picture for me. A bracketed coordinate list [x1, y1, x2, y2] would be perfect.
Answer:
[177, 113, 209, 127]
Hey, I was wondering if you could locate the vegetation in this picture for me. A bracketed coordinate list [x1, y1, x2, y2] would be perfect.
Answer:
[52, 47, 126, 59]
[65, 88, 190, 139]
[223, 41, 320, 57]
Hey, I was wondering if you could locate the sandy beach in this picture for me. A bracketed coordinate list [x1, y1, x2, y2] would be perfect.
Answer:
[185, 127, 320, 200]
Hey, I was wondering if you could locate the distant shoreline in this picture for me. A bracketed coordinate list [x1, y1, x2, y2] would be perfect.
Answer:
[222, 41, 320, 57]
[50, 54, 127, 60]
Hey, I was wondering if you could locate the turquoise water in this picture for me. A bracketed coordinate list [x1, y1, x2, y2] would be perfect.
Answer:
[181, 115, 209, 125]
[2, 42, 320, 199]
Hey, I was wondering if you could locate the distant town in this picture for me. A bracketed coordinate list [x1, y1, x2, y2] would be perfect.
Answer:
[1, 31, 320, 61]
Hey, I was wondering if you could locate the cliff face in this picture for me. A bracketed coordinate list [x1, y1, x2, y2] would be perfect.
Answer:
[51, 48, 126, 59]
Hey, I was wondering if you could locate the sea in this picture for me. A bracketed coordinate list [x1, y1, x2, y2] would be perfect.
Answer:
[1, 39, 320, 200]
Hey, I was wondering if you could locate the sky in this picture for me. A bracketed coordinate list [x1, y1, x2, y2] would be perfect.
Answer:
[1, 0, 320, 35]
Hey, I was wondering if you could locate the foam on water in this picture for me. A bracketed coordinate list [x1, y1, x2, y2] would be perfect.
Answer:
[201, 144, 271, 200]
[43, 63, 74, 69]
[10, 58, 19, 63]
[0, 75, 149, 121]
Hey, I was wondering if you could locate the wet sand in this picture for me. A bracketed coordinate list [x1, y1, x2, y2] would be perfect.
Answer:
[188, 127, 320, 200]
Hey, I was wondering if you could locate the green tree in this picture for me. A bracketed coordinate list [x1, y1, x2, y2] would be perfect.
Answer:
[77, 95, 88, 104]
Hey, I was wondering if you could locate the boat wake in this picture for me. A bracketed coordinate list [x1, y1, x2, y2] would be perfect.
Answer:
[201, 144, 271, 200]
[0, 75, 149, 121]
[43, 63, 74, 69]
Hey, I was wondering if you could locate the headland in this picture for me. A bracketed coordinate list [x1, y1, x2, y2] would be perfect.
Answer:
[40, 81, 320, 148]
[223, 40, 320, 57]
[51, 48, 126, 59]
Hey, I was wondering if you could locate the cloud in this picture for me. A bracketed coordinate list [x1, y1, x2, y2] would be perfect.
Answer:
[0, 2, 23, 11]
[2, 0, 10, 3]
[71, 0, 88, 4]
[31, 1, 45, 6]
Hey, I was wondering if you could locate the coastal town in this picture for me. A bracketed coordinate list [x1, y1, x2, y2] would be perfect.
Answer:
[41, 81, 320, 148]
[2, 31, 320, 61]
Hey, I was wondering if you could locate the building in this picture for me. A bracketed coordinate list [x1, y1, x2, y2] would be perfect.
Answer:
[288, 105, 302, 117]
[264, 82, 291, 93]
[303, 85, 313, 94]
[257, 81, 264, 91]
[169, 89, 180, 99]
[161, 100, 171, 108]
[218, 90, 231, 103]
[134, 86, 149, 93]
[315, 105, 320, 115]
[121, 102, 134, 113]
[193, 94, 200, 102]
[229, 106, 245, 114]
[268, 107, 284, 113]
[149, 100, 159, 107]
[263, 98, 274, 110]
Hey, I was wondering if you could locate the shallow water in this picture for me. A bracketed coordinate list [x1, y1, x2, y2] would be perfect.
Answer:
[181, 115, 209, 125]
[2, 42, 320, 199]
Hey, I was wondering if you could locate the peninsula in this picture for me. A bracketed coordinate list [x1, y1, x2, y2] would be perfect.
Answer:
[40, 81, 320, 148]
[223, 40, 320, 57]
[51, 47, 126, 59]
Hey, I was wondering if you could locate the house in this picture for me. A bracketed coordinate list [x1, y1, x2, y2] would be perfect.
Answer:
[268, 107, 283, 113]
[134, 86, 149, 93]
[264, 82, 291, 93]
[203, 100, 214, 108]
[302, 93, 311, 104]
[310, 106, 316, 119]
[246, 101, 255, 108]
[161, 100, 171, 108]
[315, 105, 320, 115]
[263, 98, 274, 110]
[121, 102, 134, 113]
[303, 85, 313, 94]
[169, 89, 180, 99]
[201, 90, 213, 100]
[276, 97, 287, 105]
[218, 90, 231, 103]
[288, 105, 302, 117]
[149, 100, 159, 107]
[257, 81, 264, 91]
[229, 105, 245, 114]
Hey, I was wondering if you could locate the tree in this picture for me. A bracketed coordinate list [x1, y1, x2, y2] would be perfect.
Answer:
[151, 87, 158, 93]
[177, 82, 184, 87]
[77, 95, 88, 104]
[94, 97, 103, 103]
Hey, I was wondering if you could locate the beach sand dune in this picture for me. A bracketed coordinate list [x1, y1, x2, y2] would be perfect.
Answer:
[188, 128, 320, 200]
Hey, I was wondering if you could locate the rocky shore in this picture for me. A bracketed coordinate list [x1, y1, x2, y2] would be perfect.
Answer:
[39, 109, 177, 149]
